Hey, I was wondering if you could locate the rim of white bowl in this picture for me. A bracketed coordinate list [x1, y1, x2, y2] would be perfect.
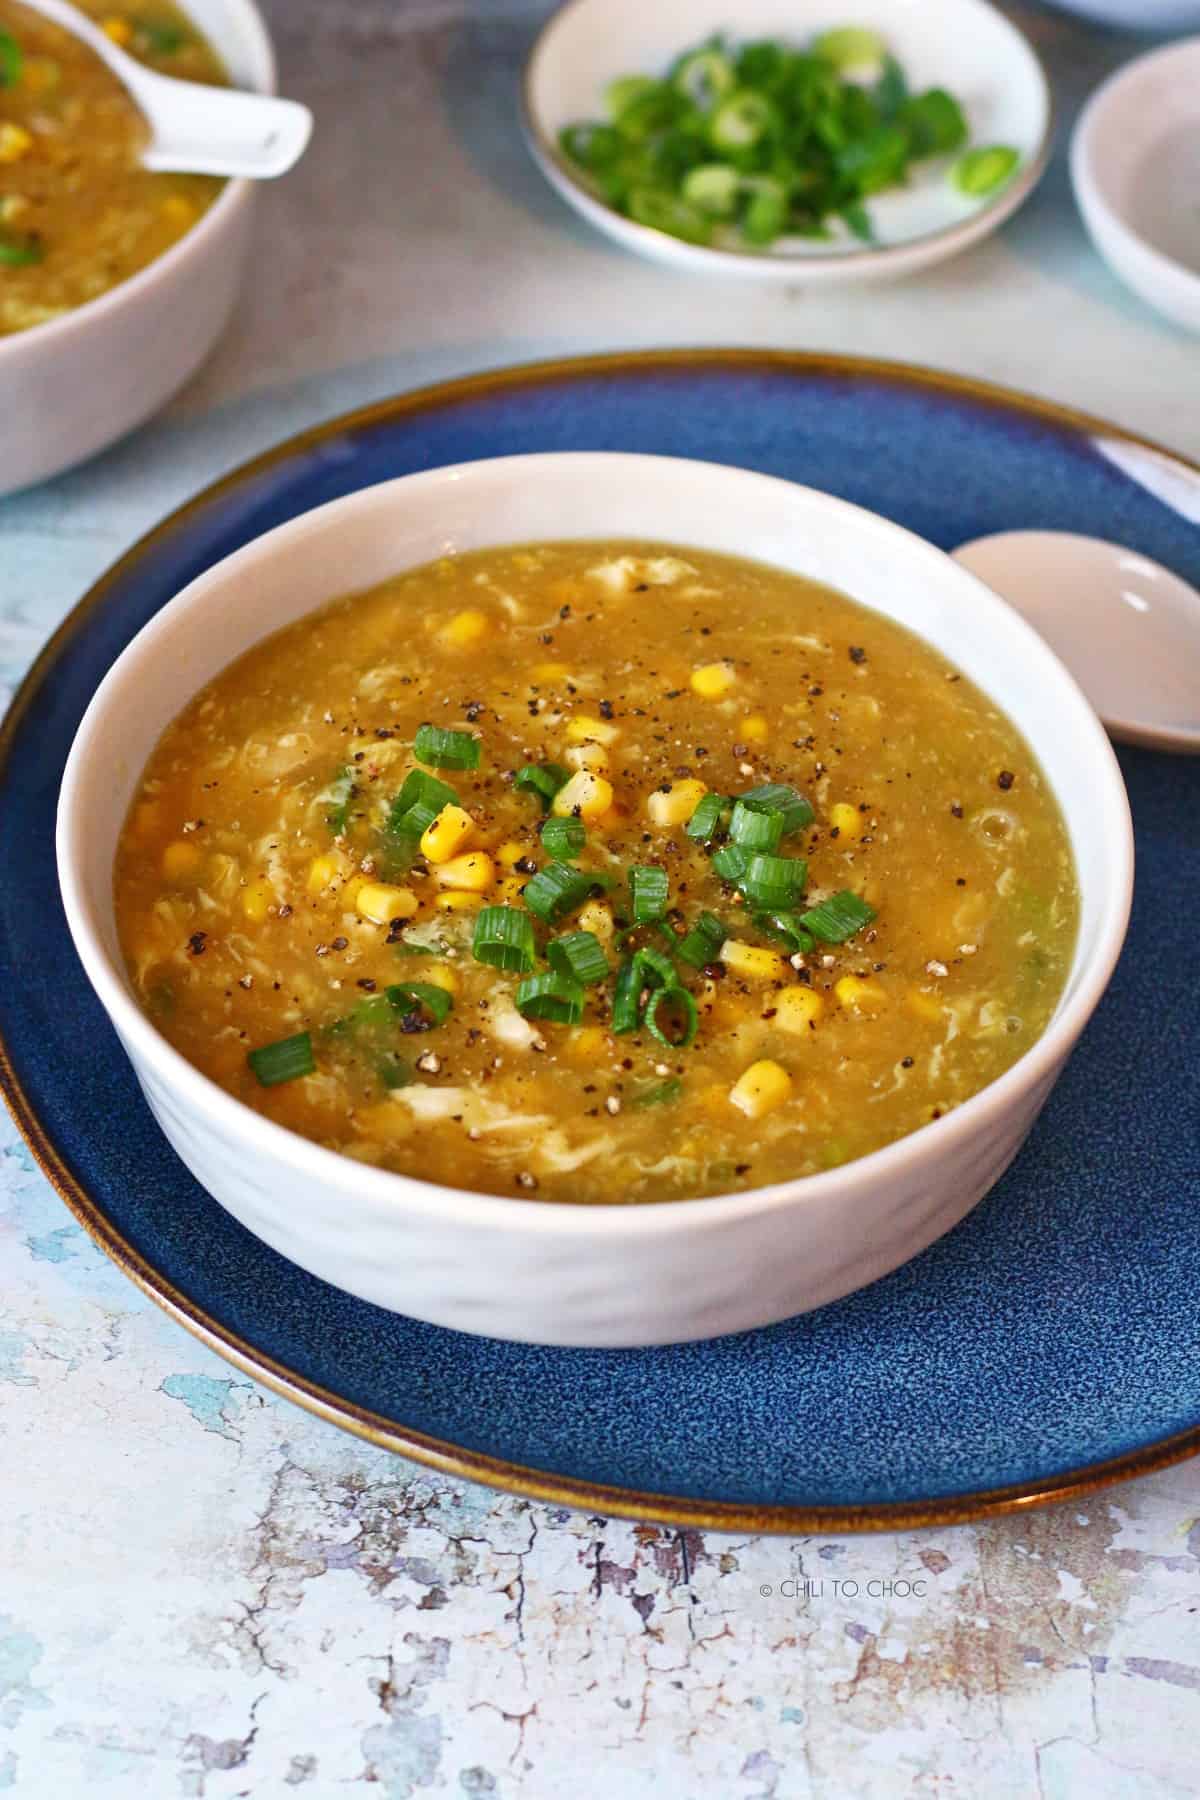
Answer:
[520, 0, 1055, 279]
[1070, 37, 1200, 303]
[0, 0, 276, 363]
[57, 451, 1134, 1238]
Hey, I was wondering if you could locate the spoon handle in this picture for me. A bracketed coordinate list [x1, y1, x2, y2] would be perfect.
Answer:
[138, 78, 313, 180]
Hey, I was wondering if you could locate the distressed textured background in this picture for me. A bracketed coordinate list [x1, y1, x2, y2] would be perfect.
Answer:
[2, 2, 1199, 1794]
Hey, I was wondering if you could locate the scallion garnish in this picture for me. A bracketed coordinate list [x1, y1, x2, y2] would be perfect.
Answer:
[521, 860, 594, 925]
[711, 844, 749, 884]
[684, 792, 729, 843]
[644, 985, 699, 1050]
[387, 769, 458, 837]
[800, 890, 876, 942]
[739, 853, 808, 909]
[632, 1077, 683, 1108]
[323, 766, 355, 835]
[753, 910, 815, 955]
[0, 231, 43, 268]
[386, 981, 453, 1028]
[514, 762, 570, 812]
[0, 30, 22, 88]
[547, 930, 610, 987]
[611, 954, 643, 1034]
[952, 144, 1020, 197]
[739, 783, 814, 837]
[390, 798, 439, 841]
[377, 1053, 414, 1091]
[676, 911, 727, 968]
[515, 971, 586, 1024]
[629, 864, 669, 924]
[729, 799, 784, 852]
[247, 1032, 315, 1087]
[541, 815, 586, 861]
[414, 724, 481, 771]
[472, 906, 537, 974]
[635, 944, 678, 990]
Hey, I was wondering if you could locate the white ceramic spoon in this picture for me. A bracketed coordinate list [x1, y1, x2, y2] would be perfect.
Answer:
[21, 0, 311, 178]
[953, 530, 1200, 753]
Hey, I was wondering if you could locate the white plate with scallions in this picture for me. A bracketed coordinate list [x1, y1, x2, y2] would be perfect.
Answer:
[521, 0, 1053, 282]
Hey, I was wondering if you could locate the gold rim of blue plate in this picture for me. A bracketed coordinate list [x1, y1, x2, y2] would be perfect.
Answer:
[4, 349, 1199, 1532]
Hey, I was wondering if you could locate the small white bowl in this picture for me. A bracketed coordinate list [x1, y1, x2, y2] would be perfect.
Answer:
[522, 0, 1052, 283]
[1071, 37, 1200, 335]
[0, 0, 276, 497]
[57, 453, 1132, 1348]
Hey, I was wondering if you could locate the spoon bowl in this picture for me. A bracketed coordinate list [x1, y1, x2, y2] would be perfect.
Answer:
[953, 530, 1200, 754]
[21, 0, 311, 179]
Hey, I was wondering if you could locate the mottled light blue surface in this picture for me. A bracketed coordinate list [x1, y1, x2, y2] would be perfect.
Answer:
[2, 358, 1197, 1513]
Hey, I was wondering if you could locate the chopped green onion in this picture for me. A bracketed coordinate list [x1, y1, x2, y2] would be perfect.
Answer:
[629, 864, 669, 924]
[800, 890, 876, 942]
[738, 783, 814, 836]
[628, 189, 712, 245]
[841, 202, 875, 243]
[377, 1053, 413, 1091]
[521, 860, 593, 925]
[547, 930, 609, 987]
[392, 935, 449, 958]
[636, 945, 679, 990]
[388, 769, 458, 836]
[729, 800, 784, 852]
[515, 972, 586, 1025]
[323, 766, 355, 835]
[753, 911, 815, 955]
[712, 844, 749, 884]
[875, 54, 909, 120]
[611, 954, 644, 1034]
[605, 73, 657, 120]
[710, 90, 774, 151]
[676, 911, 727, 968]
[248, 1032, 315, 1087]
[414, 724, 480, 771]
[472, 906, 536, 974]
[514, 762, 570, 812]
[644, 985, 699, 1050]
[140, 20, 187, 53]
[900, 88, 968, 158]
[682, 163, 740, 217]
[740, 853, 808, 909]
[740, 175, 788, 245]
[685, 792, 730, 843]
[0, 30, 22, 88]
[952, 145, 1020, 198]
[0, 231, 42, 267]
[632, 1077, 683, 1108]
[812, 26, 885, 69]
[541, 815, 586, 861]
[386, 982, 453, 1028]
[673, 47, 735, 110]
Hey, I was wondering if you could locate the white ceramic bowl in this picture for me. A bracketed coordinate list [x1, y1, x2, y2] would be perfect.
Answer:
[56, 453, 1133, 1347]
[1049, 1, 1200, 27]
[522, 0, 1052, 283]
[0, 0, 275, 497]
[1071, 37, 1200, 335]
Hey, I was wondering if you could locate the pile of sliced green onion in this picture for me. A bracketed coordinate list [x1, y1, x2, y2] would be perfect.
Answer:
[558, 26, 1020, 250]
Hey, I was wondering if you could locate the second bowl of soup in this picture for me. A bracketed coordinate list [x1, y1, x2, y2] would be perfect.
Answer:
[57, 453, 1132, 1345]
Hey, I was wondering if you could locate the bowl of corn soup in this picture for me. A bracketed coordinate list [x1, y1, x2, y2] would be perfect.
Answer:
[0, 0, 274, 494]
[57, 453, 1133, 1347]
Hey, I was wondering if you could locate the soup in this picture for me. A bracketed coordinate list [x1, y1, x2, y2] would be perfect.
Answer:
[0, 0, 227, 335]
[113, 541, 1079, 1204]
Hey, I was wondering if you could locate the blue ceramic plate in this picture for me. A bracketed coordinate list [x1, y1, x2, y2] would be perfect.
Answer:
[3, 353, 1198, 1532]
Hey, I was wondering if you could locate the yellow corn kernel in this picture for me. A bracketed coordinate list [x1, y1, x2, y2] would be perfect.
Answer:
[565, 741, 609, 773]
[356, 882, 419, 925]
[132, 800, 161, 839]
[907, 988, 944, 1023]
[578, 899, 614, 944]
[495, 873, 527, 905]
[241, 876, 276, 923]
[532, 660, 570, 683]
[645, 777, 707, 829]
[102, 15, 134, 43]
[566, 714, 619, 747]
[829, 802, 864, 841]
[496, 840, 527, 869]
[730, 1059, 792, 1120]
[0, 124, 34, 163]
[552, 770, 613, 821]
[161, 193, 197, 228]
[836, 975, 888, 1012]
[774, 986, 824, 1035]
[0, 193, 28, 224]
[420, 803, 475, 864]
[434, 851, 495, 893]
[20, 59, 58, 98]
[421, 964, 459, 994]
[721, 940, 788, 982]
[161, 840, 202, 883]
[436, 890, 484, 913]
[440, 608, 489, 649]
[690, 661, 736, 699]
[307, 852, 346, 896]
[740, 714, 769, 743]
[566, 1025, 608, 1062]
